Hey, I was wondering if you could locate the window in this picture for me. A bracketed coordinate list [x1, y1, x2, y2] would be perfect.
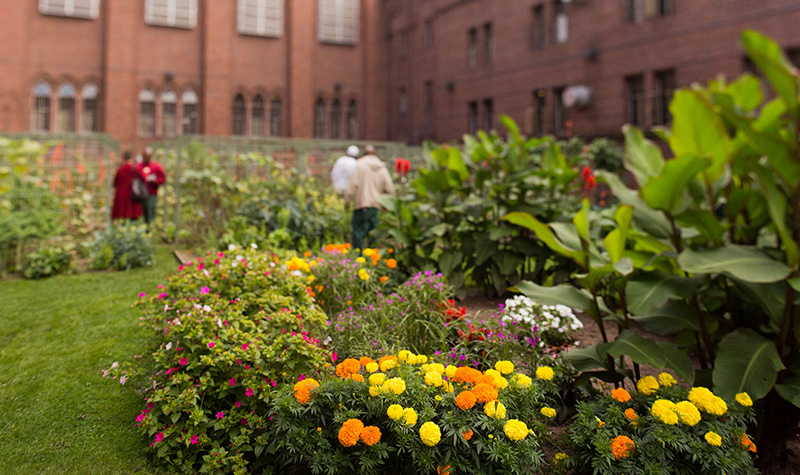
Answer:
[39, 0, 99, 19]
[483, 23, 494, 63]
[468, 101, 478, 136]
[625, 74, 645, 126]
[145, 0, 197, 29]
[399, 88, 407, 116]
[318, 0, 358, 45]
[468, 28, 478, 67]
[554, 86, 567, 136]
[251, 95, 265, 136]
[532, 5, 545, 50]
[346, 100, 358, 140]
[424, 20, 433, 50]
[161, 90, 177, 137]
[81, 84, 100, 132]
[629, 0, 673, 22]
[483, 99, 494, 131]
[554, 0, 568, 44]
[329, 99, 342, 139]
[425, 81, 433, 112]
[57, 83, 76, 132]
[138, 89, 156, 137]
[182, 89, 198, 134]
[533, 89, 546, 136]
[313, 98, 326, 138]
[653, 69, 675, 126]
[232, 94, 246, 136]
[238, 0, 283, 37]
[270, 97, 283, 137]
[626, 0, 643, 23]
[32, 82, 52, 132]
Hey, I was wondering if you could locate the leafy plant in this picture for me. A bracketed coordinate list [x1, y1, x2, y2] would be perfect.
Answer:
[22, 245, 72, 279]
[92, 223, 155, 271]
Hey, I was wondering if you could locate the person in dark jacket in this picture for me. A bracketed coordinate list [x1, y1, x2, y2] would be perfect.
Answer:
[136, 147, 166, 225]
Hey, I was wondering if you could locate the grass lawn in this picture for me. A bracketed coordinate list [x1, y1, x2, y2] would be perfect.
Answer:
[0, 246, 176, 474]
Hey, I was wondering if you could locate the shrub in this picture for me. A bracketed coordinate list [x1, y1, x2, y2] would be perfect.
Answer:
[22, 245, 72, 279]
[584, 138, 623, 173]
[92, 223, 154, 270]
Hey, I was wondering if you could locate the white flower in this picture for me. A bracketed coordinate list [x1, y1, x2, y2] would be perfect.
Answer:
[236, 255, 243, 261]
[165, 342, 173, 350]
[228, 244, 237, 251]
[111, 361, 119, 369]
[217, 318, 223, 328]
[120, 375, 127, 385]
[250, 243, 258, 249]
[203, 305, 212, 313]
[231, 262, 238, 267]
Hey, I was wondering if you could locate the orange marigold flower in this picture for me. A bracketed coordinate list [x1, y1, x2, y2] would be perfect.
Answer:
[477, 374, 498, 387]
[293, 378, 319, 405]
[360, 425, 381, 446]
[740, 434, 757, 453]
[462, 429, 474, 441]
[452, 366, 482, 385]
[359, 357, 374, 366]
[612, 388, 631, 403]
[610, 435, 635, 460]
[379, 276, 389, 284]
[378, 355, 398, 366]
[386, 258, 397, 269]
[471, 383, 498, 403]
[350, 374, 365, 383]
[336, 358, 361, 379]
[624, 408, 638, 425]
[456, 390, 477, 410]
[338, 419, 364, 447]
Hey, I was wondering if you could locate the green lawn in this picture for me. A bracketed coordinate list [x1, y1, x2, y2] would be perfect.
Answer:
[0, 247, 175, 474]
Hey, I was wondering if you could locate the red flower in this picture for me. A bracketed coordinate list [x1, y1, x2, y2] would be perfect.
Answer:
[580, 166, 592, 181]
[394, 158, 411, 177]
[585, 175, 597, 191]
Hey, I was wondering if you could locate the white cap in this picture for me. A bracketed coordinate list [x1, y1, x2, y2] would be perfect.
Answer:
[347, 145, 360, 157]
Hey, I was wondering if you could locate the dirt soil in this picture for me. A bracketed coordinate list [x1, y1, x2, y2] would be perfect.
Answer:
[457, 294, 800, 474]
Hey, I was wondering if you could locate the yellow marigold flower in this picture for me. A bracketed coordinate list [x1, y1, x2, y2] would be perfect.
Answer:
[428, 363, 445, 375]
[624, 408, 638, 424]
[651, 399, 679, 425]
[363, 248, 375, 257]
[369, 386, 381, 397]
[503, 419, 529, 442]
[401, 407, 418, 427]
[688, 387, 728, 416]
[378, 356, 398, 372]
[456, 391, 477, 410]
[541, 406, 557, 418]
[360, 426, 381, 446]
[435, 395, 442, 401]
[414, 354, 428, 364]
[674, 401, 701, 426]
[484, 400, 507, 419]
[336, 358, 361, 379]
[383, 377, 406, 395]
[735, 392, 753, 407]
[636, 376, 659, 395]
[442, 381, 455, 393]
[358, 269, 369, 280]
[356, 257, 366, 264]
[610, 435, 635, 460]
[369, 373, 386, 386]
[445, 365, 457, 379]
[365, 362, 379, 373]
[496, 377, 509, 389]
[705, 431, 722, 447]
[658, 372, 677, 387]
[535, 366, 554, 381]
[398, 350, 411, 362]
[425, 371, 443, 387]
[512, 374, 532, 388]
[611, 388, 631, 403]
[419, 421, 441, 446]
[307, 275, 315, 283]
[495, 361, 514, 375]
[553, 452, 568, 464]
[338, 419, 364, 447]
[293, 378, 319, 405]
[472, 383, 498, 403]
[387, 404, 404, 420]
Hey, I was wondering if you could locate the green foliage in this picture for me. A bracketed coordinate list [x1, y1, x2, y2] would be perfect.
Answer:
[585, 138, 624, 173]
[23, 245, 72, 279]
[91, 223, 155, 271]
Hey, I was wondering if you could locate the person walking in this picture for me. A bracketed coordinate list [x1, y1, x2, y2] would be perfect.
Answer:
[331, 145, 360, 193]
[111, 151, 143, 221]
[344, 144, 395, 250]
[136, 147, 166, 226]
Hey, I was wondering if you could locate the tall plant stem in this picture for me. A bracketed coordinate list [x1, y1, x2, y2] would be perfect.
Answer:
[591, 290, 619, 388]
[619, 284, 641, 379]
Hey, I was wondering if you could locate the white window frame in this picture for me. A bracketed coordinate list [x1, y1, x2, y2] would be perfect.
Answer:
[318, 0, 359, 46]
[39, 0, 100, 19]
[145, 0, 198, 29]
[238, 0, 284, 38]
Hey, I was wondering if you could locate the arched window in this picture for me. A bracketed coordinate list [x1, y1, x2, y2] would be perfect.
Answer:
[269, 97, 283, 137]
[346, 100, 358, 140]
[161, 90, 177, 137]
[329, 99, 342, 140]
[313, 98, 326, 139]
[138, 89, 156, 137]
[32, 82, 52, 132]
[81, 84, 100, 132]
[57, 83, 77, 132]
[182, 89, 199, 134]
[251, 95, 265, 136]
[232, 94, 246, 135]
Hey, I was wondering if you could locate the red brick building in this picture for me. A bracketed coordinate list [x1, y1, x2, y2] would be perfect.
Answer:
[1, 0, 799, 148]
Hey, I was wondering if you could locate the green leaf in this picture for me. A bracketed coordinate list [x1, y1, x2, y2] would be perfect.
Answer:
[576, 265, 615, 293]
[631, 299, 700, 335]
[640, 154, 711, 212]
[725, 110, 800, 188]
[563, 343, 613, 372]
[732, 280, 787, 330]
[613, 258, 633, 276]
[674, 209, 724, 246]
[622, 125, 664, 186]
[446, 147, 470, 181]
[668, 90, 731, 179]
[626, 272, 700, 316]
[742, 30, 800, 118]
[726, 73, 763, 112]
[597, 171, 672, 239]
[438, 251, 462, 276]
[776, 374, 800, 409]
[511, 281, 594, 315]
[678, 244, 792, 283]
[503, 212, 583, 263]
[572, 199, 591, 245]
[603, 205, 634, 263]
[658, 342, 695, 385]
[713, 328, 785, 400]
[607, 330, 666, 368]
[753, 165, 800, 268]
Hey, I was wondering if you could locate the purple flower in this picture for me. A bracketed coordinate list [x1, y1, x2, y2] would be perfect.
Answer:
[216, 411, 224, 419]
[190, 435, 199, 445]
[154, 431, 164, 443]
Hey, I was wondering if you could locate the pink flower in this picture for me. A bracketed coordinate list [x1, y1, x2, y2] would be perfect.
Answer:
[179, 357, 188, 366]
[214, 259, 220, 265]
[136, 412, 147, 422]
[270, 380, 277, 387]
[190, 435, 199, 445]
[245, 388, 254, 397]
[178, 265, 184, 271]
[218, 252, 224, 258]
[208, 342, 215, 348]
[242, 344, 249, 351]
[229, 378, 237, 386]
[155, 431, 164, 443]
[198, 263, 204, 270]
[331, 352, 338, 362]
[216, 411, 224, 419]
[139, 292, 146, 298]
[201, 286, 210, 295]
[158, 293, 168, 299]
[298, 374, 306, 381]
[157, 284, 164, 289]
[235, 401, 242, 408]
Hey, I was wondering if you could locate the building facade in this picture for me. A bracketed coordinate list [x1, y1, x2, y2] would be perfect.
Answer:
[1, 0, 799, 148]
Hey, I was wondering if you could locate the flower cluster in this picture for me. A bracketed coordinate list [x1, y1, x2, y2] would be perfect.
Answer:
[500, 295, 583, 347]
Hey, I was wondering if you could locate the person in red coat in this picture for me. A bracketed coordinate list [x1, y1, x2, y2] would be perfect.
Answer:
[136, 147, 166, 225]
[111, 150, 143, 221]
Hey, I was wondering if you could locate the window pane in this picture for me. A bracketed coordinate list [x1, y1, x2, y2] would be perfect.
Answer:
[239, 0, 284, 37]
[269, 99, 283, 137]
[33, 96, 51, 132]
[82, 98, 99, 132]
[40, 0, 99, 19]
[162, 102, 177, 137]
[329, 100, 342, 139]
[232, 95, 246, 135]
[313, 100, 326, 138]
[252, 97, 265, 136]
[318, 0, 358, 45]
[183, 103, 198, 134]
[146, 0, 197, 29]
[58, 97, 75, 132]
[468, 102, 478, 136]
[346, 101, 357, 140]
[139, 101, 155, 136]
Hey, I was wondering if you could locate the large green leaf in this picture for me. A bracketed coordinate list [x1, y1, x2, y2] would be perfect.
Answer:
[626, 272, 700, 316]
[503, 212, 583, 262]
[511, 281, 594, 315]
[658, 342, 695, 385]
[726, 73, 764, 112]
[604, 205, 634, 263]
[572, 199, 591, 244]
[563, 343, 613, 372]
[713, 329, 785, 400]
[678, 245, 792, 283]
[640, 154, 711, 212]
[753, 165, 800, 268]
[675, 209, 724, 246]
[631, 299, 700, 335]
[776, 374, 800, 409]
[607, 330, 666, 368]
[622, 125, 663, 187]
[742, 30, 800, 119]
[597, 171, 672, 239]
[668, 90, 732, 179]
[446, 147, 470, 181]
[732, 280, 787, 330]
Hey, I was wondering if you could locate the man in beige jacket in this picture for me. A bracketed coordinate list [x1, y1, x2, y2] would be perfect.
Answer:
[344, 144, 395, 251]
